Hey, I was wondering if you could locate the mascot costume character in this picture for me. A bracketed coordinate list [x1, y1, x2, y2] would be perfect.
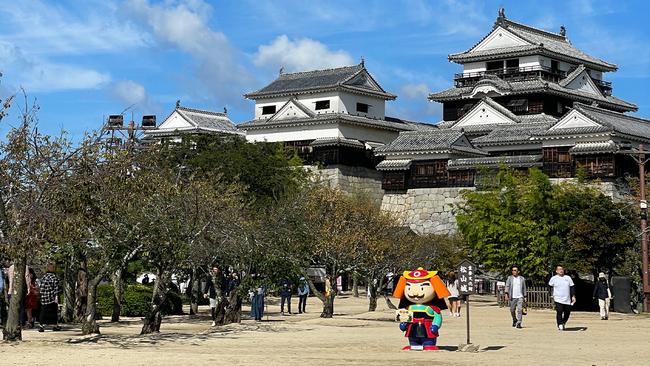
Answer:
[393, 267, 450, 351]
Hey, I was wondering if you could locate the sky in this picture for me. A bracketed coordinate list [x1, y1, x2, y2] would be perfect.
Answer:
[1, 0, 649, 139]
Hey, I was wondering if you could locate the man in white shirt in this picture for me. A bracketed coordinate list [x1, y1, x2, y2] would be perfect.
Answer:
[548, 265, 575, 330]
[504, 265, 527, 328]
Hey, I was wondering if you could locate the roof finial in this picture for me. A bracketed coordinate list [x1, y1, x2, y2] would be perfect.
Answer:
[176, 99, 181, 108]
[494, 6, 506, 28]
[223, 106, 228, 114]
[360, 56, 365, 67]
[559, 25, 566, 37]
[279, 66, 284, 75]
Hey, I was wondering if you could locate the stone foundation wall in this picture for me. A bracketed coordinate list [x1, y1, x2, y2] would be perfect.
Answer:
[308, 165, 384, 205]
[309, 168, 631, 236]
[381, 187, 475, 235]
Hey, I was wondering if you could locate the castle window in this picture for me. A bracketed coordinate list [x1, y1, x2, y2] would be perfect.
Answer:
[507, 99, 528, 113]
[261, 105, 276, 115]
[486, 60, 503, 72]
[356, 102, 370, 113]
[315, 100, 330, 110]
[505, 58, 519, 70]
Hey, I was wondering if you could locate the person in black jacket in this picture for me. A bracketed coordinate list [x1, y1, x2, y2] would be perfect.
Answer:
[593, 272, 612, 320]
[203, 266, 225, 326]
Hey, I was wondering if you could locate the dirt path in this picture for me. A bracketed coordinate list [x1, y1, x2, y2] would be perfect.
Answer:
[1, 295, 647, 365]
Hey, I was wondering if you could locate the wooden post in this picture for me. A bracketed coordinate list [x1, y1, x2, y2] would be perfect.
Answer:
[466, 295, 471, 344]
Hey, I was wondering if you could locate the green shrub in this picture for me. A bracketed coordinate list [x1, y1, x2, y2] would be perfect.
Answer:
[96, 284, 184, 317]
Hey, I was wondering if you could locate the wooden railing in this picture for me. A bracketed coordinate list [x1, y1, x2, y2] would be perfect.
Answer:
[497, 284, 554, 309]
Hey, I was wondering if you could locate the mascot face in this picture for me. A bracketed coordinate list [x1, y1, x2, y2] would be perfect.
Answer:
[405, 280, 435, 304]
[393, 267, 451, 308]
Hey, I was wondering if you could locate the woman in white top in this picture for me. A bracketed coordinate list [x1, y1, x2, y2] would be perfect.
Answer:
[446, 271, 461, 317]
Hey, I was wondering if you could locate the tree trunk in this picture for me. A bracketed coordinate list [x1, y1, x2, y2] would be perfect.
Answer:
[219, 288, 242, 325]
[141, 270, 169, 334]
[384, 295, 397, 310]
[2, 256, 27, 341]
[352, 272, 359, 297]
[111, 269, 124, 322]
[321, 292, 335, 318]
[75, 260, 88, 323]
[367, 276, 384, 312]
[82, 278, 102, 335]
[62, 256, 77, 323]
[368, 282, 378, 312]
[188, 267, 199, 316]
[320, 275, 336, 318]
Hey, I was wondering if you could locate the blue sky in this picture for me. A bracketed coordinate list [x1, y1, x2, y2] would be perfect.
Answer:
[1, 0, 649, 139]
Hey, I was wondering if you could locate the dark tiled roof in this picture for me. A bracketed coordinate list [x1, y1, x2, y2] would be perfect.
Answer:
[244, 63, 396, 100]
[572, 103, 650, 141]
[447, 154, 543, 170]
[376, 159, 412, 171]
[569, 140, 618, 155]
[559, 65, 587, 87]
[449, 17, 616, 71]
[428, 77, 637, 111]
[375, 130, 486, 156]
[238, 113, 416, 132]
[310, 137, 365, 149]
[472, 123, 552, 146]
[176, 107, 241, 133]
[146, 106, 243, 137]
[539, 125, 612, 137]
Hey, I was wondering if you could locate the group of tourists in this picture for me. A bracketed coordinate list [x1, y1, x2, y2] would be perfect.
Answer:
[0, 262, 61, 332]
[504, 264, 612, 330]
[245, 276, 311, 322]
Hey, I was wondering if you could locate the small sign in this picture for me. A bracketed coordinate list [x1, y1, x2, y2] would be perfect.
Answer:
[458, 259, 476, 295]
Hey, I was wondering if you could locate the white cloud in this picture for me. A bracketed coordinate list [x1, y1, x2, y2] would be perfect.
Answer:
[112, 80, 147, 106]
[0, 41, 110, 92]
[253, 35, 354, 72]
[0, 0, 149, 56]
[125, 0, 253, 105]
[401, 83, 430, 100]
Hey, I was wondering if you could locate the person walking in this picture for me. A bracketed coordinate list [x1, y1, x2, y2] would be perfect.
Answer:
[593, 272, 612, 320]
[446, 271, 461, 317]
[279, 279, 293, 315]
[38, 263, 61, 332]
[203, 266, 224, 326]
[504, 265, 527, 328]
[25, 267, 40, 329]
[297, 277, 309, 314]
[549, 265, 575, 331]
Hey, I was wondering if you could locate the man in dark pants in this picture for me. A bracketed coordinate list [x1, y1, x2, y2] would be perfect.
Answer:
[38, 263, 61, 332]
[203, 266, 224, 326]
[280, 279, 293, 315]
[548, 265, 575, 331]
[297, 277, 309, 314]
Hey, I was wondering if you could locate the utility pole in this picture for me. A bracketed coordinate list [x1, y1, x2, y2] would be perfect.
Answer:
[621, 144, 650, 312]
[638, 145, 650, 312]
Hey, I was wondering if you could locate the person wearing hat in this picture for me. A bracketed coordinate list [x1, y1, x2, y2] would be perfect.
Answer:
[297, 277, 309, 314]
[593, 272, 612, 320]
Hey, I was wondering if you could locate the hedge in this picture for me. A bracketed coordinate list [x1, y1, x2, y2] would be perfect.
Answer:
[96, 284, 184, 317]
